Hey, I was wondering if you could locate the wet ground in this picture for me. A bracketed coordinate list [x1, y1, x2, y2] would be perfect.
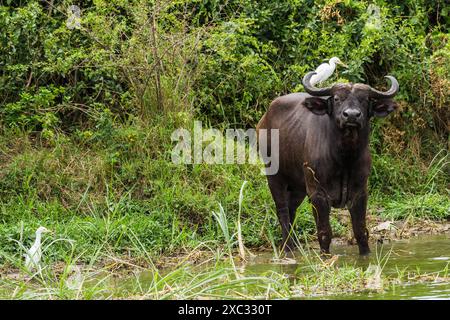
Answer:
[2, 233, 449, 299]
[124, 234, 450, 300]
[327, 234, 450, 299]
[246, 234, 450, 299]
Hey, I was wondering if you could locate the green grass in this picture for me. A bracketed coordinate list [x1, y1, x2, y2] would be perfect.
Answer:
[0, 0, 448, 300]
[0, 119, 448, 264]
[375, 193, 450, 220]
[2, 231, 449, 300]
[0, 117, 448, 299]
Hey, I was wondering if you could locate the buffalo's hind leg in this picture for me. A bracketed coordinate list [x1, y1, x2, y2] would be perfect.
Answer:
[288, 189, 306, 232]
[267, 176, 293, 253]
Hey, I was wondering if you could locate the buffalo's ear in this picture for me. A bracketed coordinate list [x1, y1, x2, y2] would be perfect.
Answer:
[372, 98, 397, 118]
[304, 97, 329, 116]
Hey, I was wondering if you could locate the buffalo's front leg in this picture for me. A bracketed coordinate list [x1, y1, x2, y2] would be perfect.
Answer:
[288, 189, 306, 226]
[311, 194, 332, 254]
[267, 176, 293, 252]
[349, 192, 370, 255]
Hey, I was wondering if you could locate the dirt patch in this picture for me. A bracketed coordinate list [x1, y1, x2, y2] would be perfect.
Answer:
[333, 212, 450, 246]
[148, 216, 450, 268]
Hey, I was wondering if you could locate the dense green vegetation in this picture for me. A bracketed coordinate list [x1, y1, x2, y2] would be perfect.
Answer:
[0, 0, 448, 272]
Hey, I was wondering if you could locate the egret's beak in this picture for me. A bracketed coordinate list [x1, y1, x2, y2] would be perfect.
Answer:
[338, 61, 348, 68]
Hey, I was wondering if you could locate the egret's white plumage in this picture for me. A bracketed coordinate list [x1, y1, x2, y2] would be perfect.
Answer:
[24, 226, 51, 272]
[310, 57, 348, 86]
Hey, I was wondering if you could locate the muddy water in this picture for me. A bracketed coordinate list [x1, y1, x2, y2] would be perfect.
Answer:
[327, 235, 450, 300]
[106, 234, 450, 299]
[2, 234, 449, 300]
[244, 234, 450, 300]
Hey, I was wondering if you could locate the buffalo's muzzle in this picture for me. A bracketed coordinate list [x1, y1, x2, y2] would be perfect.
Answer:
[342, 109, 363, 128]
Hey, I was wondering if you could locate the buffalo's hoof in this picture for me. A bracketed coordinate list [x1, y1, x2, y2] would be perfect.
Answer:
[358, 247, 371, 256]
[282, 245, 295, 254]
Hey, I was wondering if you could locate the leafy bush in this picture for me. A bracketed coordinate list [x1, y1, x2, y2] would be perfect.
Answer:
[0, 0, 448, 219]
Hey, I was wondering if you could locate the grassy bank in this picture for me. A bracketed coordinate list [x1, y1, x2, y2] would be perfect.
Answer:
[0, 115, 448, 270]
[0, 118, 448, 299]
[2, 231, 450, 300]
[0, 0, 448, 299]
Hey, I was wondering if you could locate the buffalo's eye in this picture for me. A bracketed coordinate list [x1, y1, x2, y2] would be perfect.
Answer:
[357, 97, 369, 104]
[334, 96, 340, 103]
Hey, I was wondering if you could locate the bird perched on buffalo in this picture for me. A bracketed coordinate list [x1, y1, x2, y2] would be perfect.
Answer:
[309, 57, 348, 86]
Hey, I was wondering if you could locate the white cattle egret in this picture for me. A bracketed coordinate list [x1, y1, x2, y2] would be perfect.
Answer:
[24, 226, 51, 272]
[309, 57, 348, 86]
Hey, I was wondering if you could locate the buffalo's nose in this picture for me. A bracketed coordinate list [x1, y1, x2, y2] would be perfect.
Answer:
[343, 109, 361, 119]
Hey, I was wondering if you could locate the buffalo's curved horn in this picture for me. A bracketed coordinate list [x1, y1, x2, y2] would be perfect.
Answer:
[368, 76, 399, 99]
[302, 71, 333, 96]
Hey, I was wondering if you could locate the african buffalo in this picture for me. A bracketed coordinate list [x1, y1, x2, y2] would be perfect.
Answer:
[257, 72, 399, 255]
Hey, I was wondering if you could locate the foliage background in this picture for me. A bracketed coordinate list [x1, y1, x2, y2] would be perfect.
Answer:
[0, 0, 448, 260]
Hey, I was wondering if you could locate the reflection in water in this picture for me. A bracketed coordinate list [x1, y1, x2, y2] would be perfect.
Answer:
[244, 235, 450, 299]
